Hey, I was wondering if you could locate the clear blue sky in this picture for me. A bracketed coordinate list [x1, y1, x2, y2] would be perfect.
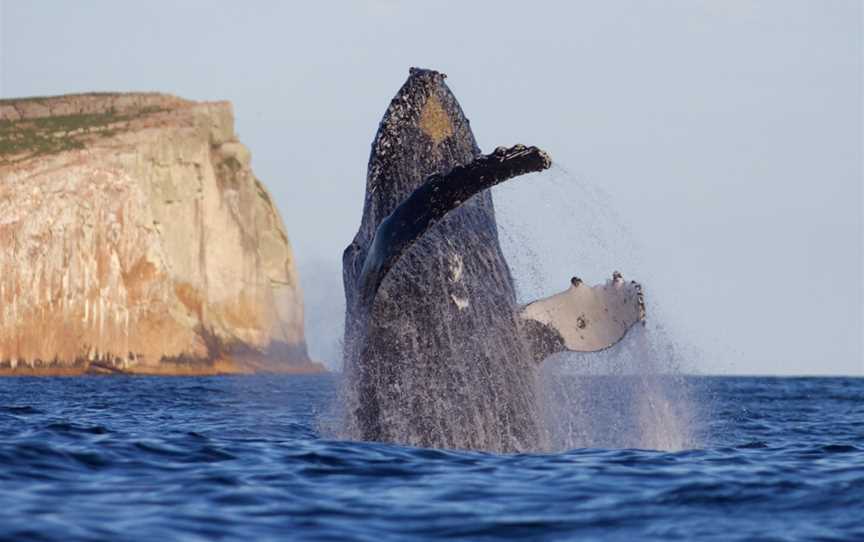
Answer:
[1, 0, 861, 374]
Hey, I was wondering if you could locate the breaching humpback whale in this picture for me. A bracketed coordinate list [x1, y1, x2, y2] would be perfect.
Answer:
[342, 68, 645, 453]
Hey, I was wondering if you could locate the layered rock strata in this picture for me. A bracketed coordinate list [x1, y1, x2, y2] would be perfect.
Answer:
[0, 92, 321, 374]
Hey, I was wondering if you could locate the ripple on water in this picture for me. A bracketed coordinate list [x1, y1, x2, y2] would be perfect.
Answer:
[0, 375, 860, 541]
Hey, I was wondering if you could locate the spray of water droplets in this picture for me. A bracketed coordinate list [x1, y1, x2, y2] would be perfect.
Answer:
[494, 163, 709, 451]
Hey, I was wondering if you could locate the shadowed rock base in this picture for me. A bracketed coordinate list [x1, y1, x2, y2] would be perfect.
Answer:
[0, 357, 326, 377]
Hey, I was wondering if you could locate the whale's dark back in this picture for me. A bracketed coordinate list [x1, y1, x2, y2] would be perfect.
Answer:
[342, 70, 541, 452]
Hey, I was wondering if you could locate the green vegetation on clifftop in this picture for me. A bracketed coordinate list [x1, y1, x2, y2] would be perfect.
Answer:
[0, 107, 163, 164]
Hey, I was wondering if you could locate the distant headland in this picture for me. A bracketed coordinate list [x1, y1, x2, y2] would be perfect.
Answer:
[0, 92, 323, 375]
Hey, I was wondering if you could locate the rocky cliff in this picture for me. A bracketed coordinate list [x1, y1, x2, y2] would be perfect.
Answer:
[0, 92, 321, 374]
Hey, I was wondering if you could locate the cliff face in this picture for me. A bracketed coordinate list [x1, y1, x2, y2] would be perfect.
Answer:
[0, 93, 321, 374]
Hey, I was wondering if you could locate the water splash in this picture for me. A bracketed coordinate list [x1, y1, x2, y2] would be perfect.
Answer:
[333, 162, 707, 452]
[494, 163, 706, 451]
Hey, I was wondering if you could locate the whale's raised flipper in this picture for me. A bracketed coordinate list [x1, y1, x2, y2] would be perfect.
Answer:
[521, 272, 646, 362]
[358, 144, 552, 305]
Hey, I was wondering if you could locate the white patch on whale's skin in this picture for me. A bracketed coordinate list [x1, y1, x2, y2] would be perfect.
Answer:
[448, 253, 464, 282]
[448, 253, 468, 309]
[451, 294, 470, 310]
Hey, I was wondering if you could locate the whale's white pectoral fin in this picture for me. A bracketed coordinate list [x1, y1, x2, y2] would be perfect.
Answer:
[521, 272, 646, 356]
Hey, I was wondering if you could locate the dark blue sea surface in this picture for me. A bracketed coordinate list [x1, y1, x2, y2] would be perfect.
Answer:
[0, 375, 861, 541]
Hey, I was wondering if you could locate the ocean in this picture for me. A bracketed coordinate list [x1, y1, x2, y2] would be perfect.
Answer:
[0, 374, 861, 541]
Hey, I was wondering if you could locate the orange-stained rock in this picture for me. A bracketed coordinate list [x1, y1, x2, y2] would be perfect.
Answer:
[0, 93, 322, 375]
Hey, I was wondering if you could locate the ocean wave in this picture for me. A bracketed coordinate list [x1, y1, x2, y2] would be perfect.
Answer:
[0, 375, 860, 541]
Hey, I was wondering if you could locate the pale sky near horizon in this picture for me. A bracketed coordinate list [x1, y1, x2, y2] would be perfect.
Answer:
[1, 1, 861, 375]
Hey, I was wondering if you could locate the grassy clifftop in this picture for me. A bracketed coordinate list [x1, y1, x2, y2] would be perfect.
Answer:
[0, 92, 194, 165]
[0, 108, 164, 162]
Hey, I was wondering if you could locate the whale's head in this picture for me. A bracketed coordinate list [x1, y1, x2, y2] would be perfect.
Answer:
[357, 68, 482, 244]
